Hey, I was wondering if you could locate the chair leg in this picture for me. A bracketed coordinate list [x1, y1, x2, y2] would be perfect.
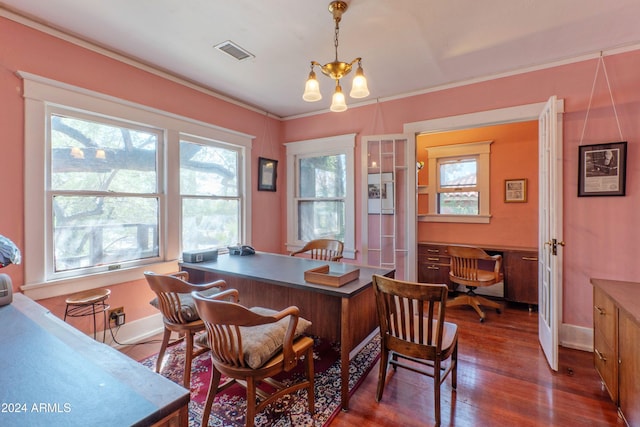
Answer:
[156, 327, 172, 373]
[434, 359, 442, 427]
[201, 366, 222, 427]
[305, 346, 315, 415]
[451, 341, 458, 390]
[183, 331, 195, 389]
[245, 376, 256, 427]
[376, 348, 390, 402]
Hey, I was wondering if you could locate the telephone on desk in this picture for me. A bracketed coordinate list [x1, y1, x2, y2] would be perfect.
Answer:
[228, 245, 255, 256]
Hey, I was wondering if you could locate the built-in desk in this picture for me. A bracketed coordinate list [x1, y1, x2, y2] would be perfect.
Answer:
[418, 242, 538, 306]
[0, 293, 189, 427]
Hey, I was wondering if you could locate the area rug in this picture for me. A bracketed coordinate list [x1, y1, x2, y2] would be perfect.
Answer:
[140, 334, 381, 426]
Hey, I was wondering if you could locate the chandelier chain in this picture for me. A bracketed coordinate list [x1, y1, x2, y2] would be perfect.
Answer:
[334, 19, 340, 62]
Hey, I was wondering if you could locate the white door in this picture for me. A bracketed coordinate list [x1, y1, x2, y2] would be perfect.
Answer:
[538, 96, 564, 371]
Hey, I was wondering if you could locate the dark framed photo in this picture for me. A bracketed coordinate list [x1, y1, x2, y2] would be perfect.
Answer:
[578, 141, 627, 197]
[505, 178, 527, 203]
[258, 157, 278, 191]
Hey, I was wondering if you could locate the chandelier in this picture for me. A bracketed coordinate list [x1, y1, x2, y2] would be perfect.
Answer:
[302, 1, 369, 112]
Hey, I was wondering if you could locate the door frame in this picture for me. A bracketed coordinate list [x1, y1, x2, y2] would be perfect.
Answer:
[403, 100, 565, 368]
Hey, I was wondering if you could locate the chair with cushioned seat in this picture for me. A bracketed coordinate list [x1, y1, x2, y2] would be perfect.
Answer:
[192, 288, 315, 427]
[144, 271, 227, 388]
[447, 245, 503, 322]
[290, 238, 344, 261]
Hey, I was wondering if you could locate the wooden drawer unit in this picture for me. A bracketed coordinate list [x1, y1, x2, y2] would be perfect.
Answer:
[418, 244, 452, 289]
[593, 286, 618, 402]
[591, 278, 640, 426]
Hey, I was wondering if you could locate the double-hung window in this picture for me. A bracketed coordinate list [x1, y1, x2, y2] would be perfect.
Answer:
[285, 134, 355, 258]
[21, 73, 251, 298]
[425, 140, 492, 223]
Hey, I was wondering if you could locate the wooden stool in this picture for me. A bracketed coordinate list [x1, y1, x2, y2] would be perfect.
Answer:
[64, 289, 111, 342]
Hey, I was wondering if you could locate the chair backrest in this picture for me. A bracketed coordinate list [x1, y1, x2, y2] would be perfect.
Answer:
[192, 289, 300, 370]
[373, 274, 449, 358]
[291, 239, 344, 261]
[144, 271, 203, 324]
[447, 245, 503, 288]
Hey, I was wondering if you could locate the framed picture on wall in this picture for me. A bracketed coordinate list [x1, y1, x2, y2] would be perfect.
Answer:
[504, 178, 527, 203]
[258, 157, 278, 191]
[578, 141, 627, 197]
[368, 173, 394, 214]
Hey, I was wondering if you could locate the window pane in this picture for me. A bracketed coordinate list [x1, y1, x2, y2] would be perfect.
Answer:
[53, 196, 159, 272]
[51, 114, 158, 193]
[180, 141, 238, 196]
[299, 155, 346, 198]
[298, 201, 344, 241]
[182, 198, 239, 251]
[438, 192, 479, 215]
[440, 159, 477, 188]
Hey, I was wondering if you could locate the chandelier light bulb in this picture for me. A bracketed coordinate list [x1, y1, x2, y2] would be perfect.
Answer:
[349, 64, 369, 98]
[303, 69, 322, 102]
[330, 83, 347, 112]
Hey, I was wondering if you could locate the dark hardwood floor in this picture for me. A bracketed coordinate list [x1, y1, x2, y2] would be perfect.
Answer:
[119, 303, 624, 427]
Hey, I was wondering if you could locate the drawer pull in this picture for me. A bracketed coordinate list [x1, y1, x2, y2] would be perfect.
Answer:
[427, 266, 440, 270]
[522, 256, 538, 261]
[426, 249, 439, 253]
[595, 349, 607, 362]
[595, 306, 605, 315]
[427, 257, 440, 261]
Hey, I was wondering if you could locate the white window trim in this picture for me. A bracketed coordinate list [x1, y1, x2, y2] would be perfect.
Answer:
[284, 134, 356, 259]
[20, 71, 253, 300]
[424, 140, 492, 223]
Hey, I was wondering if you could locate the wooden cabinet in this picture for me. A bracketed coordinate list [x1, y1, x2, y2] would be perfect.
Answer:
[418, 242, 538, 305]
[504, 250, 538, 305]
[591, 278, 640, 427]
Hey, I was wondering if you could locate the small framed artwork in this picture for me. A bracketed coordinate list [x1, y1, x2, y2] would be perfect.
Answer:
[578, 141, 627, 197]
[258, 157, 278, 191]
[505, 178, 527, 203]
[368, 173, 394, 214]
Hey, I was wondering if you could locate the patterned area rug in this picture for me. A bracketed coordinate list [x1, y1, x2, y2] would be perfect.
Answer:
[140, 334, 380, 426]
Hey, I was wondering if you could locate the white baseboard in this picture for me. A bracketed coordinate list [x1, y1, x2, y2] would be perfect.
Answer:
[101, 312, 164, 348]
[560, 323, 593, 352]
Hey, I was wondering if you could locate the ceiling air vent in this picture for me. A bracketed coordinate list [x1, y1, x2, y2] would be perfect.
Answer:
[214, 40, 254, 61]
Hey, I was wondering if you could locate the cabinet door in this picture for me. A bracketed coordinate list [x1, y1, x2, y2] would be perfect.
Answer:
[618, 310, 639, 426]
[504, 250, 538, 304]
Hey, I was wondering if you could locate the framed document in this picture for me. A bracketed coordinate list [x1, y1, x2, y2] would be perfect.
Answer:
[578, 141, 627, 197]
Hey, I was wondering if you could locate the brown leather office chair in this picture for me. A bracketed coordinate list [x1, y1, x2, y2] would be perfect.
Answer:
[144, 271, 227, 388]
[290, 238, 344, 261]
[447, 245, 503, 322]
[192, 288, 315, 427]
[373, 274, 458, 427]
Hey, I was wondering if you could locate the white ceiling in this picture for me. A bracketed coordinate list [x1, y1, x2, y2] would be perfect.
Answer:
[3, 0, 640, 118]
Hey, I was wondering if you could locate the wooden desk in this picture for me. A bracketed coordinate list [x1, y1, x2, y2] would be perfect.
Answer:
[181, 252, 395, 410]
[0, 293, 189, 427]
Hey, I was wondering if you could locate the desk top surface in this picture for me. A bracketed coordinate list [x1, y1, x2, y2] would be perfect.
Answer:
[181, 251, 395, 298]
[0, 293, 189, 427]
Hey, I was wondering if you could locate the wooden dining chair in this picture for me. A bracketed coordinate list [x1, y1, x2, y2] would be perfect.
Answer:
[192, 288, 315, 427]
[290, 238, 344, 261]
[372, 274, 458, 427]
[144, 271, 227, 388]
[447, 245, 503, 322]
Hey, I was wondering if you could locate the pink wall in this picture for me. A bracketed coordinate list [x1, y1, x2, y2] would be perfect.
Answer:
[285, 52, 640, 330]
[0, 16, 284, 329]
[3, 15, 640, 332]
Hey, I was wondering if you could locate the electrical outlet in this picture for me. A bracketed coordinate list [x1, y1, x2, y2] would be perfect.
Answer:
[109, 306, 125, 327]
